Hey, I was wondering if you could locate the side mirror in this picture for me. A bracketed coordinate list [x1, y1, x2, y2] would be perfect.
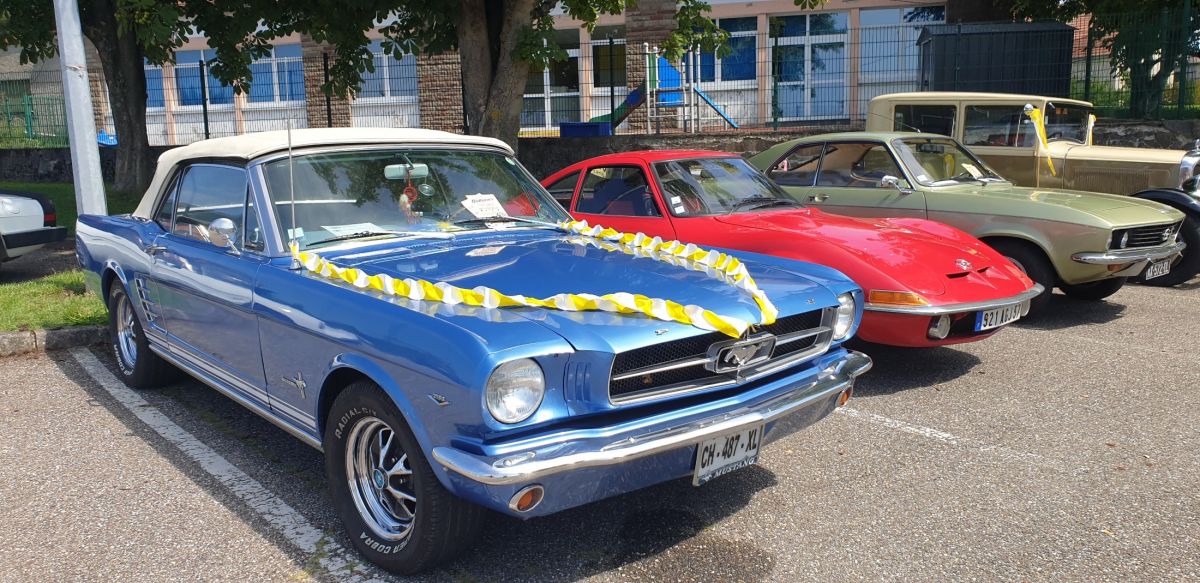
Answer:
[208, 217, 240, 255]
[880, 175, 913, 194]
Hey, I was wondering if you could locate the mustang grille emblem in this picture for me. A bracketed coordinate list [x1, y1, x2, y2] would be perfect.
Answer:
[705, 334, 777, 375]
[955, 258, 973, 271]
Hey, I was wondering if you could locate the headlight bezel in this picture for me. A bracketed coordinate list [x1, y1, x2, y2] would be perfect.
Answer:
[485, 358, 546, 424]
[832, 292, 857, 341]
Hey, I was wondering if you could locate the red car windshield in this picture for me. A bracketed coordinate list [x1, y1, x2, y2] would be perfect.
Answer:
[653, 157, 803, 216]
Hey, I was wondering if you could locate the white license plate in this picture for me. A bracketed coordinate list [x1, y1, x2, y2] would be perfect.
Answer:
[974, 303, 1024, 332]
[1143, 259, 1171, 280]
[693, 424, 764, 486]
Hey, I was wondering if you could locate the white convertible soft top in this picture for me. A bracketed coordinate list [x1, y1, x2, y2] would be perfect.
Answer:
[132, 128, 514, 219]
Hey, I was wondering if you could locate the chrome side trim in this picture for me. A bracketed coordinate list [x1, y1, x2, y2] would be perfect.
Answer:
[149, 344, 323, 450]
[864, 284, 1045, 316]
[1072, 241, 1186, 265]
[432, 351, 872, 486]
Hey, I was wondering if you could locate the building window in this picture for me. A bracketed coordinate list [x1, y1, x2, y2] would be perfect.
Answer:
[858, 6, 946, 108]
[175, 49, 234, 106]
[698, 17, 757, 83]
[145, 63, 164, 109]
[248, 44, 305, 104]
[358, 40, 419, 100]
[522, 29, 581, 131]
[591, 25, 626, 88]
[769, 12, 848, 120]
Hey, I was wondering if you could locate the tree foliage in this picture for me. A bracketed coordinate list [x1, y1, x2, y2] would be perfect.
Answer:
[1009, 0, 1199, 116]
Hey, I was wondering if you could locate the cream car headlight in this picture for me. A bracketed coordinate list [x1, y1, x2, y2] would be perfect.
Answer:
[833, 292, 856, 340]
[485, 359, 545, 424]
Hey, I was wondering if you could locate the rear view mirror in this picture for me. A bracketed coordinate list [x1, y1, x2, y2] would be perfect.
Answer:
[881, 175, 913, 195]
[208, 217, 240, 255]
[384, 163, 430, 180]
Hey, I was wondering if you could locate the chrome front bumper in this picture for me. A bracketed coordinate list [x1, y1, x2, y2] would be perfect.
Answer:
[432, 350, 873, 486]
[1072, 241, 1186, 265]
[864, 284, 1044, 316]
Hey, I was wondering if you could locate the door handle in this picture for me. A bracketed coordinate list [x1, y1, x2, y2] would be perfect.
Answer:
[808, 194, 829, 203]
[144, 244, 167, 256]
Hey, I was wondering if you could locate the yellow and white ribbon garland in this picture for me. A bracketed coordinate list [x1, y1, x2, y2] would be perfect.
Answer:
[1025, 107, 1057, 176]
[291, 220, 777, 338]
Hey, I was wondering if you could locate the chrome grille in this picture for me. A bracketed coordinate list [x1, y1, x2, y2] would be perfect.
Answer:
[608, 309, 830, 403]
[1113, 223, 1181, 249]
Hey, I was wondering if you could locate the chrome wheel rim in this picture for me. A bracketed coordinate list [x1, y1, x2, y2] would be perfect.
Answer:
[115, 294, 139, 369]
[345, 417, 416, 542]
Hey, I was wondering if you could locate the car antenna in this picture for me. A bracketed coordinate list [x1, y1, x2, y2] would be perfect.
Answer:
[287, 119, 300, 270]
[867, 110, 922, 133]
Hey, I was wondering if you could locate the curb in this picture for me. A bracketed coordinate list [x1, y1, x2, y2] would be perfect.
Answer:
[0, 325, 106, 357]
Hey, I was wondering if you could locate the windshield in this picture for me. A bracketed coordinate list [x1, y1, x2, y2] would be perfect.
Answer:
[1044, 103, 1092, 144]
[653, 157, 802, 216]
[261, 148, 569, 248]
[892, 137, 1006, 186]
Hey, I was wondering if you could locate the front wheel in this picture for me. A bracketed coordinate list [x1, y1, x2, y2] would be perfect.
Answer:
[987, 239, 1055, 315]
[1060, 277, 1127, 301]
[324, 380, 484, 575]
[1140, 215, 1200, 287]
[107, 282, 176, 388]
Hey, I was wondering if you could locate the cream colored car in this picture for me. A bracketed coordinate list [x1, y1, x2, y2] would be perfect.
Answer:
[866, 92, 1200, 286]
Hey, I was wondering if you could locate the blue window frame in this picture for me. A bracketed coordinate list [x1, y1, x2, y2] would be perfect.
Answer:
[248, 44, 305, 104]
[145, 64, 164, 108]
[174, 49, 233, 106]
[359, 40, 418, 99]
[699, 17, 757, 83]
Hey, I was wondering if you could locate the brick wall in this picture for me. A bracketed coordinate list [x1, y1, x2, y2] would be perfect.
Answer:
[417, 52, 464, 133]
[624, 0, 679, 132]
[301, 35, 352, 129]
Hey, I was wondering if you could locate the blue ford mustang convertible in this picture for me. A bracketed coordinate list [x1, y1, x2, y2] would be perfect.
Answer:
[76, 128, 872, 574]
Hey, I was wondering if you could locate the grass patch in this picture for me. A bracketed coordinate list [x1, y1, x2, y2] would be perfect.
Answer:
[0, 270, 106, 331]
[0, 181, 140, 235]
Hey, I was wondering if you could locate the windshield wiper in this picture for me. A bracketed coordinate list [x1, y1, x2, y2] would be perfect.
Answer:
[307, 230, 407, 248]
[726, 196, 801, 214]
[452, 216, 555, 229]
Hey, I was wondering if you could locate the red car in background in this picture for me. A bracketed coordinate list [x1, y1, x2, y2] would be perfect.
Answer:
[542, 151, 1043, 347]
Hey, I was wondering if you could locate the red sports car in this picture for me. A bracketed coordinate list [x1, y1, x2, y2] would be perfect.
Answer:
[542, 151, 1043, 347]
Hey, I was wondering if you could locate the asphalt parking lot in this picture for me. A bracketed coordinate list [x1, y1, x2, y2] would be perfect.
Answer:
[1, 281, 1198, 582]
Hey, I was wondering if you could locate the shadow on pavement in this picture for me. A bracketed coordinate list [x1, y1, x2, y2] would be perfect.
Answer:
[848, 341, 982, 396]
[0, 241, 78, 284]
[1014, 292, 1126, 332]
[55, 347, 780, 582]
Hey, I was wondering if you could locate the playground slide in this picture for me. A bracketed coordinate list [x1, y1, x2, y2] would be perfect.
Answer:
[692, 87, 739, 129]
[588, 83, 646, 127]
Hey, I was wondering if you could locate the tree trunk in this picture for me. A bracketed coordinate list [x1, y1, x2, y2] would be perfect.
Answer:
[81, 0, 154, 196]
[456, 0, 535, 153]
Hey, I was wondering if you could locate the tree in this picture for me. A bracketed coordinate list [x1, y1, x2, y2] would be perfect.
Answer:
[1, 0, 823, 194]
[1008, 0, 1199, 117]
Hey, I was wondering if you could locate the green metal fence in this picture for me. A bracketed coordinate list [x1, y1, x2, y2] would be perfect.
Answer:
[0, 78, 69, 147]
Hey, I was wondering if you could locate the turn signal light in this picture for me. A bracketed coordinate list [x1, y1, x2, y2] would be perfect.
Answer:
[837, 387, 853, 407]
[867, 290, 929, 306]
[509, 485, 545, 513]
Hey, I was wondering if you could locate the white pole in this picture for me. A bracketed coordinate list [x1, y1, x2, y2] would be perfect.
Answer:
[53, 0, 107, 216]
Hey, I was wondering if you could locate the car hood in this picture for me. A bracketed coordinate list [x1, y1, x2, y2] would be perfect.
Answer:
[1049, 141, 1184, 165]
[309, 228, 844, 354]
[712, 210, 1025, 298]
[936, 183, 1186, 226]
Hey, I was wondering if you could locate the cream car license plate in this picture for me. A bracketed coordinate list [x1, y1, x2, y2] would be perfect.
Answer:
[1143, 259, 1171, 280]
[693, 424, 763, 486]
[974, 303, 1024, 332]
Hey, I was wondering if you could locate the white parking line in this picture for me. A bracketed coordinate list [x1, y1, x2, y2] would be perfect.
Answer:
[69, 348, 384, 583]
[836, 406, 1084, 474]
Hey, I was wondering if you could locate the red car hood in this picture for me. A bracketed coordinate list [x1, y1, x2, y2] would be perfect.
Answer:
[709, 209, 1032, 302]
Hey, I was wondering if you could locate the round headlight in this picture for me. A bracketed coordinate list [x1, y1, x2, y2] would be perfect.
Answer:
[833, 292, 856, 340]
[485, 359, 545, 424]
